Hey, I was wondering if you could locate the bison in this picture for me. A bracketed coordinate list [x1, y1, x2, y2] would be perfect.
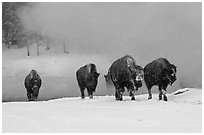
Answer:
[24, 70, 42, 101]
[76, 63, 100, 99]
[104, 55, 143, 101]
[144, 58, 177, 101]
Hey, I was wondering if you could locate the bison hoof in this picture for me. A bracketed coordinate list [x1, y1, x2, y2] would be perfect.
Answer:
[131, 97, 135, 100]
[159, 96, 162, 100]
[148, 96, 152, 100]
[115, 96, 119, 100]
[163, 96, 168, 101]
[116, 96, 123, 101]
[116, 98, 122, 101]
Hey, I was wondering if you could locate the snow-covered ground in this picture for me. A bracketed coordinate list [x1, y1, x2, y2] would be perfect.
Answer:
[2, 88, 202, 133]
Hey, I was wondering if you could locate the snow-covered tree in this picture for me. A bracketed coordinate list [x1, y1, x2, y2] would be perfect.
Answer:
[2, 2, 27, 48]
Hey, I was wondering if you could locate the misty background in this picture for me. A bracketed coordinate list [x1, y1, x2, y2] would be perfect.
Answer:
[2, 2, 202, 101]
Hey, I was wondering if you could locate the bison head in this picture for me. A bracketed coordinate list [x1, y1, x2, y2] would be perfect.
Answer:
[132, 65, 144, 88]
[134, 65, 144, 81]
[31, 78, 39, 91]
[164, 64, 177, 85]
[94, 72, 100, 78]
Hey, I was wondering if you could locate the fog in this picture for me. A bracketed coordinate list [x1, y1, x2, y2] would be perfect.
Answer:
[3, 2, 201, 101]
[19, 2, 201, 87]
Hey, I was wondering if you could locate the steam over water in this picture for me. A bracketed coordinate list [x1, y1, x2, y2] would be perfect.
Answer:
[3, 2, 201, 101]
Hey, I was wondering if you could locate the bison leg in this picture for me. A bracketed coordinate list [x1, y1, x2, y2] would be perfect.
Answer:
[129, 88, 136, 100]
[89, 95, 93, 99]
[80, 88, 85, 99]
[147, 86, 152, 100]
[158, 92, 163, 100]
[131, 81, 137, 100]
[115, 90, 121, 100]
[115, 91, 119, 100]
[27, 92, 33, 101]
[87, 87, 95, 99]
[159, 86, 167, 101]
[158, 86, 163, 100]
[116, 91, 123, 101]
[111, 78, 123, 101]
[129, 91, 136, 100]
[27, 93, 31, 101]
[115, 89, 122, 100]
[115, 87, 124, 101]
[162, 90, 167, 101]
[33, 93, 39, 101]
[126, 79, 136, 100]
[87, 88, 94, 99]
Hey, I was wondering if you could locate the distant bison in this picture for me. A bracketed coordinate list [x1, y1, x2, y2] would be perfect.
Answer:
[144, 58, 177, 101]
[76, 63, 100, 99]
[104, 55, 143, 101]
[24, 70, 42, 101]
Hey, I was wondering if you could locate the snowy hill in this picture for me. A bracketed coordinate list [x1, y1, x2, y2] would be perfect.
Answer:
[2, 88, 202, 133]
[169, 88, 202, 104]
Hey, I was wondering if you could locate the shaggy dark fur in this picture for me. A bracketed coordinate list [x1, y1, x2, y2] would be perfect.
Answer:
[24, 70, 42, 101]
[76, 63, 100, 99]
[104, 55, 143, 101]
[144, 58, 177, 101]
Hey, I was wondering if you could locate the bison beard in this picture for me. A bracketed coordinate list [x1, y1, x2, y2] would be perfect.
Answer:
[144, 58, 177, 101]
[105, 55, 143, 101]
[24, 70, 42, 101]
[76, 63, 100, 99]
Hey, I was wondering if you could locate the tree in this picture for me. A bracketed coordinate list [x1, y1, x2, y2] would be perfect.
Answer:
[2, 2, 27, 47]
[46, 38, 50, 50]
[34, 33, 40, 56]
[62, 40, 69, 54]
[27, 38, 30, 56]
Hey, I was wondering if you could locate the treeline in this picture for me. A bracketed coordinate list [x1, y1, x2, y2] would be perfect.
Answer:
[2, 2, 69, 56]
[2, 2, 27, 48]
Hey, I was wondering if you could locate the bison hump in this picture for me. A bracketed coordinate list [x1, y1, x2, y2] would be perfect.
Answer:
[145, 58, 172, 75]
[86, 63, 97, 73]
[125, 56, 136, 68]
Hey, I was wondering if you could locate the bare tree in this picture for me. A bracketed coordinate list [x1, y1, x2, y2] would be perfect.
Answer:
[27, 38, 30, 56]
[2, 2, 27, 47]
[63, 40, 69, 54]
[35, 33, 40, 56]
[45, 37, 50, 50]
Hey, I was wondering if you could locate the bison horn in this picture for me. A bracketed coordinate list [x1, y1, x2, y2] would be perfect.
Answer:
[95, 72, 100, 78]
